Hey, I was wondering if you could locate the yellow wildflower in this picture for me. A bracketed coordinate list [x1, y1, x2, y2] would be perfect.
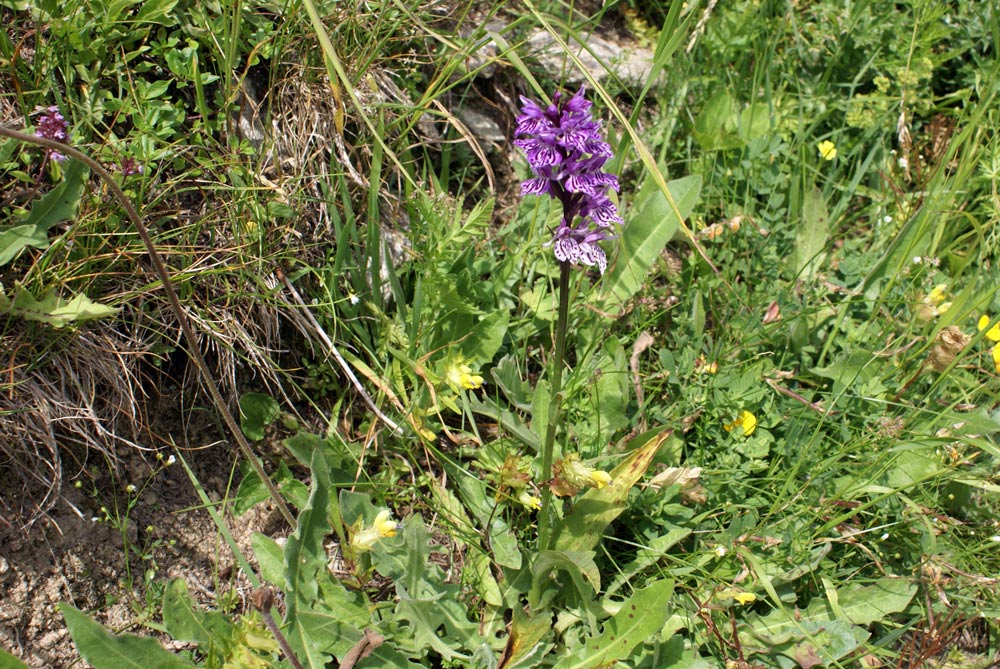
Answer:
[817, 140, 837, 161]
[446, 360, 484, 391]
[723, 410, 757, 436]
[588, 470, 612, 489]
[978, 315, 1000, 342]
[517, 490, 541, 510]
[916, 284, 951, 322]
[926, 284, 948, 305]
[993, 343, 1000, 374]
[351, 510, 400, 552]
[733, 592, 757, 605]
[372, 510, 399, 537]
[553, 453, 612, 495]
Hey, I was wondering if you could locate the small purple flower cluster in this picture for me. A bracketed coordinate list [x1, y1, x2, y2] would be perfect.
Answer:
[119, 156, 143, 176]
[515, 87, 622, 273]
[34, 106, 69, 162]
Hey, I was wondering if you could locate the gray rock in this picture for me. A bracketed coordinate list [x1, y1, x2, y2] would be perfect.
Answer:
[525, 30, 656, 87]
[455, 106, 505, 144]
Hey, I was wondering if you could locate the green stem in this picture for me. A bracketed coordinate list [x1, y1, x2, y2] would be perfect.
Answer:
[538, 260, 571, 551]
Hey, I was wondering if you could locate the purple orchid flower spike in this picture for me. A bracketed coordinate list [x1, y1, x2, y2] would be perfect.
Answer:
[514, 86, 622, 274]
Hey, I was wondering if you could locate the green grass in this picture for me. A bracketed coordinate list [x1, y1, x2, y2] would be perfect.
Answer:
[2, 0, 1000, 667]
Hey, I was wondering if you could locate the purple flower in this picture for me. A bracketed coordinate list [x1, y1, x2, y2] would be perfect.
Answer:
[118, 156, 143, 176]
[515, 87, 622, 274]
[34, 106, 69, 162]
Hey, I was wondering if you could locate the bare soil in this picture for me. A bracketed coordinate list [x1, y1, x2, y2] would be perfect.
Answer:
[0, 390, 287, 668]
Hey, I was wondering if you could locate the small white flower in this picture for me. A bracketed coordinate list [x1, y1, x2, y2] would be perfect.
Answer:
[348, 292, 360, 305]
[166, 455, 176, 466]
[882, 215, 893, 224]
[714, 545, 727, 557]
[990, 536, 1000, 543]
[912, 256, 923, 264]
[126, 484, 137, 493]
[898, 156, 909, 169]
[880, 532, 890, 540]
[91, 516, 99, 523]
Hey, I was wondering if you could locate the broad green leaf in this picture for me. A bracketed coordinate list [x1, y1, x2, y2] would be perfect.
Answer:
[234, 461, 304, 515]
[742, 578, 916, 646]
[283, 448, 334, 669]
[162, 579, 234, 648]
[251, 532, 286, 588]
[551, 578, 674, 669]
[462, 309, 509, 363]
[738, 102, 771, 143]
[811, 349, 881, 396]
[0, 648, 30, 669]
[552, 430, 671, 553]
[887, 443, 947, 489]
[489, 517, 523, 570]
[490, 354, 534, 411]
[692, 91, 737, 150]
[530, 550, 601, 606]
[3, 288, 119, 328]
[468, 395, 540, 451]
[238, 392, 280, 441]
[294, 592, 370, 659]
[499, 606, 555, 669]
[134, 0, 178, 24]
[791, 187, 830, 279]
[600, 174, 701, 312]
[0, 160, 88, 266]
[60, 604, 195, 669]
[468, 549, 504, 607]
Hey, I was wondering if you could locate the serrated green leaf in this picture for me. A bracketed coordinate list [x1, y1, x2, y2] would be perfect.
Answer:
[552, 430, 671, 553]
[552, 579, 673, 669]
[600, 174, 701, 311]
[5, 288, 119, 328]
[283, 448, 333, 669]
[60, 604, 195, 669]
[162, 579, 234, 648]
[0, 160, 88, 266]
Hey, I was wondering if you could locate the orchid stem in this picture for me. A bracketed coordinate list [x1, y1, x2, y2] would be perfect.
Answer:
[538, 260, 571, 551]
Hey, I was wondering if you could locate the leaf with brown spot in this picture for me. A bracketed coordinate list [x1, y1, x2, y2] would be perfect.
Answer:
[552, 430, 671, 554]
